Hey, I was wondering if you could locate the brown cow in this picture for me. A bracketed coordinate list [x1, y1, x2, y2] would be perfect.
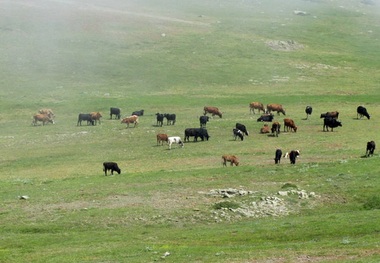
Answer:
[38, 108, 55, 118]
[260, 124, 270, 134]
[90, 112, 102, 125]
[284, 118, 297, 132]
[320, 111, 339, 119]
[249, 102, 265, 114]
[156, 133, 168, 146]
[121, 115, 139, 128]
[32, 113, 54, 126]
[204, 106, 222, 118]
[267, 103, 286, 115]
[222, 155, 239, 166]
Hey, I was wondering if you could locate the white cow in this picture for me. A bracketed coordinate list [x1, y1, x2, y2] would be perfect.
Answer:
[167, 136, 184, 150]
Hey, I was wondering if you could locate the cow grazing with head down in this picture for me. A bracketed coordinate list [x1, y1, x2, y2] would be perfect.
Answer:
[222, 155, 239, 166]
[249, 102, 265, 114]
[204, 106, 222, 118]
[305, 106, 312, 119]
[184, 128, 210, 142]
[32, 113, 54, 126]
[271, 121, 281, 137]
[289, 150, 300, 164]
[357, 106, 370, 120]
[274, 149, 282, 164]
[323, 117, 342, 132]
[233, 128, 244, 141]
[121, 115, 139, 128]
[168, 136, 184, 149]
[260, 124, 270, 134]
[103, 162, 121, 176]
[164, 113, 176, 125]
[320, 111, 339, 119]
[257, 114, 274, 122]
[199, 115, 210, 128]
[155, 113, 164, 127]
[284, 118, 297, 132]
[132, 109, 144, 116]
[38, 109, 55, 119]
[366, 141, 376, 157]
[267, 104, 286, 115]
[236, 123, 248, 136]
[156, 133, 168, 145]
[110, 107, 121, 119]
[77, 113, 94, 126]
[90, 112, 102, 125]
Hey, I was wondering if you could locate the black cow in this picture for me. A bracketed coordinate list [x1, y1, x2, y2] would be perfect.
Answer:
[156, 113, 164, 127]
[366, 141, 376, 157]
[110, 107, 121, 119]
[305, 106, 312, 119]
[271, 122, 281, 137]
[236, 123, 249, 136]
[164, 113, 176, 125]
[77, 113, 94, 126]
[132, 109, 144, 116]
[233, 128, 244, 141]
[200, 115, 210, 128]
[323, 117, 342, 132]
[289, 150, 300, 164]
[257, 114, 274, 122]
[357, 106, 370, 120]
[274, 149, 282, 164]
[184, 128, 210, 142]
[103, 162, 121, 176]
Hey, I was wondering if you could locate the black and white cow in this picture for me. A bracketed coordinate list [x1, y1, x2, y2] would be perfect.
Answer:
[289, 150, 300, 164]
[233, 128, 244, 141]
[164, 113, 176, 125]
[366, 141, 376, 157]
[257, 114, 274, 122]
[305, 106, 312, 119]
[199, 115, 210, 128]
[274, 149, 282, 164]
[323, 117, 342, 132]
[357, 106, 370, 120]
[236, 123, 249, 136]
[110, 107, 121, 119]
[156, 113, 164, 127]
[184, 128, 210, 142]
[103, 162, 121, 176]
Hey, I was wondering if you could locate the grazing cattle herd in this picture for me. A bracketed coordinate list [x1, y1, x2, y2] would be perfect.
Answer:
[31, 103, 375, 174]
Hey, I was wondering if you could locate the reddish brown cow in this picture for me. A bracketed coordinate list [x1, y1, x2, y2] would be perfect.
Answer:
[156, 133, 168, 146]
[284, 118, 297, 132]
[204, 106, 222, 118]
[260, 124, 270, 134]
[222, 155, 239, 166]
[267, 103, 286, 115]
[249, 102, 265, 114]
[32, 113, 54, 126]
[90, 112, 102, 125]
[121, 115, 139, 128]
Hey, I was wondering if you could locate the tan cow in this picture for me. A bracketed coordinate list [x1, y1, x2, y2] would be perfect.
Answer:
[249, 102, 265, 114]
[267, 103, 286, 115]
[32, 113, 54, 126]
[260, 124, 270, 134]
[38, 108, 55, 118]
[90, 112, 102, 125]
[156, 133, 168, 146]
[222, 155, 239, 166]
[204, 106, 222, 118]
[284, 118, 297, 132]
[121, 115, 139, 128]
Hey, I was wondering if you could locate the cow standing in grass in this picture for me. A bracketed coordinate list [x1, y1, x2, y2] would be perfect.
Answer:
[32, 114, 54, 126]
[289, 150, 300, 164]
[103, 162, 121, 176]
[271, 122, 281, 137]
[164, 113, 176, 125]
[90, 112, 102, 125]
[121, 115, 139, 128]
[156, 133, 168, 146]
[204, 106, 222, 118]
[284, 118, 297, 132]
[305, 106, 312, 119]
[249, 102, 265, 114]
[222, 155, 239, 166]
[357, 106, 370, 120]
[156, 113, 164, 127]
[274, 149, 282, 164]
[110, 107, 121, 119]
[323, 117, 342, 132]
[77, 113, 94, 126]
[199, 115, 210, 128]
[267, 104, 286, 115]
[366, 141, 376, 157]
[168, 136, 184, 149]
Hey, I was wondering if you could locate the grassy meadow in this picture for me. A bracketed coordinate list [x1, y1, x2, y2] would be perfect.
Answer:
[1, 0, 380, 262]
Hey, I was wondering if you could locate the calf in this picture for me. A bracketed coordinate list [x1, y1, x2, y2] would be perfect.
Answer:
[260, 124, 270, 134]
[90, 112, 102, 125]
[284, 118, 297, 132]
[305, 106, 312, 119]
[236, 123, 249, 136]
[156, 113, 164, 127]
[320, 111, 339, 119]
[267, 103, 286, 115]
[357, 106, 370, 120]
[168, 136, 184, 149]
[32, 113, 54, 126]
[110, 107, 121, 119]
[257, 114, 274, 122]
[289, 150, 300, 164]
[164, 113, 176, 125]
[323, 117, 342, 132]
[132, 109, 144, 116]
[222, 155, 239, 166]
[121, 115, 139, 128]
[156, 133, 168, 146]
[366, 141, 376, 157]
[204, 106, 222, 118]
[199, 115, 210, 128]
[274, 149, 282, 164]
[103, 162, 121, 176]
[271, 121, 281, 137]
[233, 128, 244, 141]
[249, 102, 265, 114]
[77, 113, 94, 126]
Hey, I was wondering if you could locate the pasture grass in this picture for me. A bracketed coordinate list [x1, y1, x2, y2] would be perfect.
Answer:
[1, 0, 380, 262]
